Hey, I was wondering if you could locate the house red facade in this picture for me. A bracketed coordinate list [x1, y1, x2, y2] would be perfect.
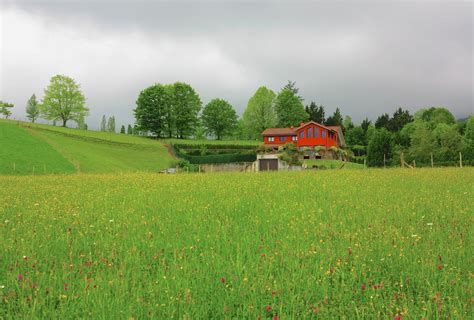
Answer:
[261, 121, 344, 149]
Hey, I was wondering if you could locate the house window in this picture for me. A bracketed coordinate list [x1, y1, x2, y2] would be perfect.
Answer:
[322, 130, 326, 138]
[280, 136, 286, 142]
[300, 131, 304, 138]
[268, 137, 275, 142]
[292, 136, 297, 141]
[307, 127, 312, 138]
[314, 128, 318, 138]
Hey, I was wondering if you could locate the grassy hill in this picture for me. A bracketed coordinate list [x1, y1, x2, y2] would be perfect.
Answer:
[0, 120, 174, 175]
[0, 121, 76, 175]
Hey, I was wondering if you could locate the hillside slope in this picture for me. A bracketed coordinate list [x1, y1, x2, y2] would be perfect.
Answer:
[0, 120, 174, 175]
[0, 121, 76, 175]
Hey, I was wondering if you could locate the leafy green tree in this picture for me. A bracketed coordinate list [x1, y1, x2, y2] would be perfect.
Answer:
[77, 115, 87, 130]
[120, 125, 126, 134]
[415, 107, 455, 128]
[375, 113, 390, 129]
[361, 118, 371, 133]
[107, 116, 116, 133]
[26, 94, 40, 123]
[462, 115, 474, 160]
[127, 124, 133, 135]
[242, 86, 277, 139]
[275, 89, 308, 127]
[134, 84, 170, 137]
[345, 126, 365, 146]
[387, 107, 413, 132]
[367, 128, 393, 166]
[40, 75, 88, 127]
[325, 107, 343, 127]
[201, 98, 238, 140]
[433, 124, 462, 161]
[282, 80, 303, 101]
[100, 115, 107, 132]
[343, 115, 354, 131]
[305, 102, 325, 123]
[0, 101, 14, 119]
[170, 82, 202, 138]
[408, 122, 437, 163]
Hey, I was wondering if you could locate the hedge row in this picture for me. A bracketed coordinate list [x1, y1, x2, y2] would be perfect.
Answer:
[171, 145, 257, 164]
[172, 143, 258, 150]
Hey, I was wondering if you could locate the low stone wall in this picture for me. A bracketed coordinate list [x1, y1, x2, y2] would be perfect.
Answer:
[200, 162, 255, 173]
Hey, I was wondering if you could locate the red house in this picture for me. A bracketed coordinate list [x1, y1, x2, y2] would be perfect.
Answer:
[261, 121, 345, 149]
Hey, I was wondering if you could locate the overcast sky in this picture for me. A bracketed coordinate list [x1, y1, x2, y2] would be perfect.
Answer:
[0, 0, 472, 129]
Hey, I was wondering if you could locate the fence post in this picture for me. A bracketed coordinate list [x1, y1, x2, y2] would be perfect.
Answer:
[400, 152, 404, 168]
[430, 152, 434, 168]
[459, 152, 463, 168]
[413, 160, 416, 168]
[363, 158, 366, 169]
[198, 165, 201, 173]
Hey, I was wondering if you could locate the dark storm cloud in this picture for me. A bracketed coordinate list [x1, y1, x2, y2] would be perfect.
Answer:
[1, 1, 472, 129]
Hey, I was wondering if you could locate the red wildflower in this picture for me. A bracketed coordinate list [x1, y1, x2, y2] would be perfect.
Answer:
[348, 247, 353, 255]
[17, 274, 24, 281]
[265, 305, 272, 312]
[437, 264, 444, 270]
[361, 283, 366, 291]
[394, 315, 402, 320]
[220, 277, 225, 284]
[273, 315, 278, 320]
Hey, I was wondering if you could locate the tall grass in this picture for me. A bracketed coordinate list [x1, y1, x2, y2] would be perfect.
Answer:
[1, 168, 472, 318]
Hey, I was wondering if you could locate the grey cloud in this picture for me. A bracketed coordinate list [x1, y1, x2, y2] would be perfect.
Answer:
[1, 1, 472, 130]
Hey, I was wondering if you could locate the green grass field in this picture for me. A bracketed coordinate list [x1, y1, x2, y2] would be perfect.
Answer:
[1, 168, 472, 318]
[0, 120, 174, 174]
[0, 122, 76, 175]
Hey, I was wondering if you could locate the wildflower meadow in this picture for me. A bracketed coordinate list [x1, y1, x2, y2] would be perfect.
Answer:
[0, 168, 473, 318]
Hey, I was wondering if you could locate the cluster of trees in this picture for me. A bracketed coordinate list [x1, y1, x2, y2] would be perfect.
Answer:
[1, 75, 89, 127]
[100, 115, 116, 133]
[240, 81, 344, 139]
[340, 107, 474, 166]
[134, 82, 238, 139]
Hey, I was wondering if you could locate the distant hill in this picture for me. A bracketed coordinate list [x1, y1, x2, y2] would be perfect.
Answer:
[0, 120, 174, 175]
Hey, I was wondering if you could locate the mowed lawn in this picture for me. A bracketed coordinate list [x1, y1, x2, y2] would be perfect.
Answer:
[0, 122, 75, 175]
[0, 168, 472, 318]
[0, 120, 174, 174]
[30, 129, 173, 173]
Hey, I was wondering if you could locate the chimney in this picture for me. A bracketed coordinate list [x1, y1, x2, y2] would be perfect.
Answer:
[290, 126, 294, 130]
[300, 122, 305, 127]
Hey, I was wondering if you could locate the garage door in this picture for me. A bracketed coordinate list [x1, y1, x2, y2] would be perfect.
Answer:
[259, 159, 278, 171]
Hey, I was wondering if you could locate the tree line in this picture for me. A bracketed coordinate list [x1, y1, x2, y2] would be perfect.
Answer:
[2, 75, 473, 166]
[1, 75, 89, 128]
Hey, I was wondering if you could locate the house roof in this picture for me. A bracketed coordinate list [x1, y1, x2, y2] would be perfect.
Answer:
[295, 121, 337, 132]
[326, 126, 346, 146]
[261, 127, 296, 136]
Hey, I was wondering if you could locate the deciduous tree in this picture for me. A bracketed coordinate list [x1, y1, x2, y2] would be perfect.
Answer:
[242, 86, 277, 139]
[275, 89, 308, 127]
[201, 98, 237, 140]
[26, 94, 40, 123]
[40, 75, 88, 127]
[0, 101, 14, 119]
[134, 84, 170, 137]
[170, 82, 202, 138]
